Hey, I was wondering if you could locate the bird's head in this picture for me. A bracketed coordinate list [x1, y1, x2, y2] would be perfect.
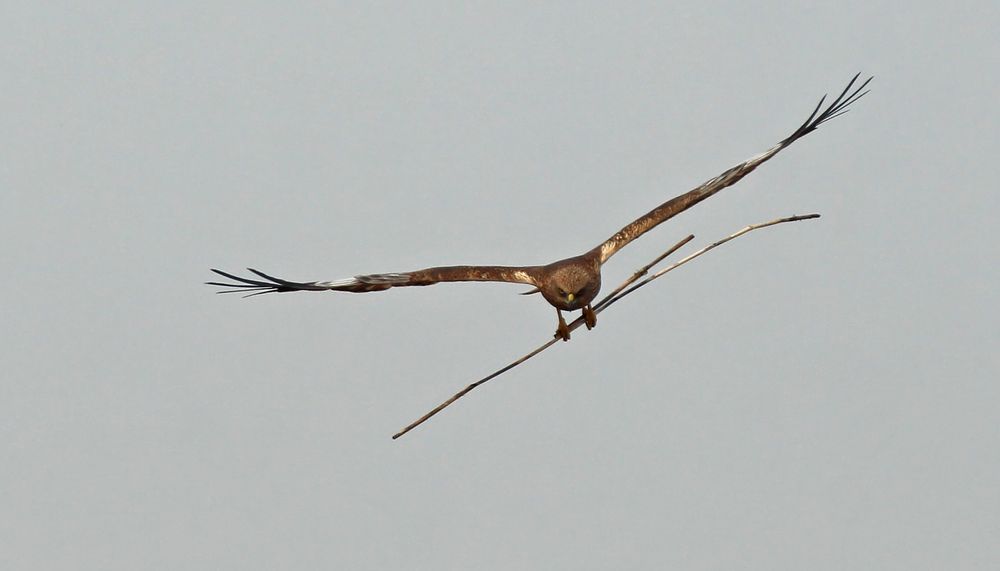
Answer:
[539, 262, 601, 311]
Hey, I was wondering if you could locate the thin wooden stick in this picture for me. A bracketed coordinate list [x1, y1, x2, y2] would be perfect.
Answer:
[596, 213, 820, 315]
[592, 234, 695, 311]
[392, 213, 820, 439]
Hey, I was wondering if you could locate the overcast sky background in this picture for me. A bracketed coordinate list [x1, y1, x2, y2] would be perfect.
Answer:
[3, 2, 998, 569]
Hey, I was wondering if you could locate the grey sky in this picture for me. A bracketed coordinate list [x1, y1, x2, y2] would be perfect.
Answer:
[3, 2, 998, 569]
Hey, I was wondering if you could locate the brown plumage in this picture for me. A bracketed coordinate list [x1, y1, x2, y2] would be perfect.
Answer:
[208, 75, 870, 340]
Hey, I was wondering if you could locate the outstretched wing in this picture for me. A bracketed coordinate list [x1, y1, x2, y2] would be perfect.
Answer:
[207, 265, 541, 297]
[593, 74, 871, 264]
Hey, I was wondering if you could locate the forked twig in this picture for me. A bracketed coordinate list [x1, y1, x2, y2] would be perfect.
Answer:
[392, 213, 821, 439]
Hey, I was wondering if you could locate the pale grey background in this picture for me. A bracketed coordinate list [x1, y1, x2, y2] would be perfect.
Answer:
[3, 2, 998, 569]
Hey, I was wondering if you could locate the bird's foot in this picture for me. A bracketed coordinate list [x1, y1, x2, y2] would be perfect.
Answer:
[583, 305, 597, 330]
[555, 322, 571, 342]
[555, 311, 571, 341]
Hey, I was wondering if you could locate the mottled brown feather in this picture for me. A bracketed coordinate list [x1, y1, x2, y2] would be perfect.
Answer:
[389, 265, 541, 287]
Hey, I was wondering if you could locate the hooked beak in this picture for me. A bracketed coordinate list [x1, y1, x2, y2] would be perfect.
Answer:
[566, 293, 575, 303]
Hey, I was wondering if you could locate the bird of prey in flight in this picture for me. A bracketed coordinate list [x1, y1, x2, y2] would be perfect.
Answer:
[209, 74, 870, 341]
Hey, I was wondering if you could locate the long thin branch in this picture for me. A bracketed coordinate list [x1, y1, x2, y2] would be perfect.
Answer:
[392, 213, 820, 439]
[595, 213, 820, 315]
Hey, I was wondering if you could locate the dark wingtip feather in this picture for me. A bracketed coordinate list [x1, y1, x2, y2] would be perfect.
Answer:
[206, 267, 332, 295]
[242, 290, 277, 298]
[246, 267, 300, 287]
[206, 268, 282, 295]
[780, 74, 872, 146]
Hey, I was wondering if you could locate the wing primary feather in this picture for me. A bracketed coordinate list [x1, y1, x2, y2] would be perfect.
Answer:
[206, 267, 328, 294]
[780, 74, 871, 145]
[209, 285, 273, 293]
[208, 268, 272, 287]
[245, 267, 328, 290]
[242, 290, 279, 298]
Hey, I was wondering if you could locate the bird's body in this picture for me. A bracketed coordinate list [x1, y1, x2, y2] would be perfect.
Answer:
[209, 75, 871, 340]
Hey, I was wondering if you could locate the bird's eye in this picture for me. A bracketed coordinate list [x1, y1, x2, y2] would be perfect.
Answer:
[557, 289, 567, 297]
